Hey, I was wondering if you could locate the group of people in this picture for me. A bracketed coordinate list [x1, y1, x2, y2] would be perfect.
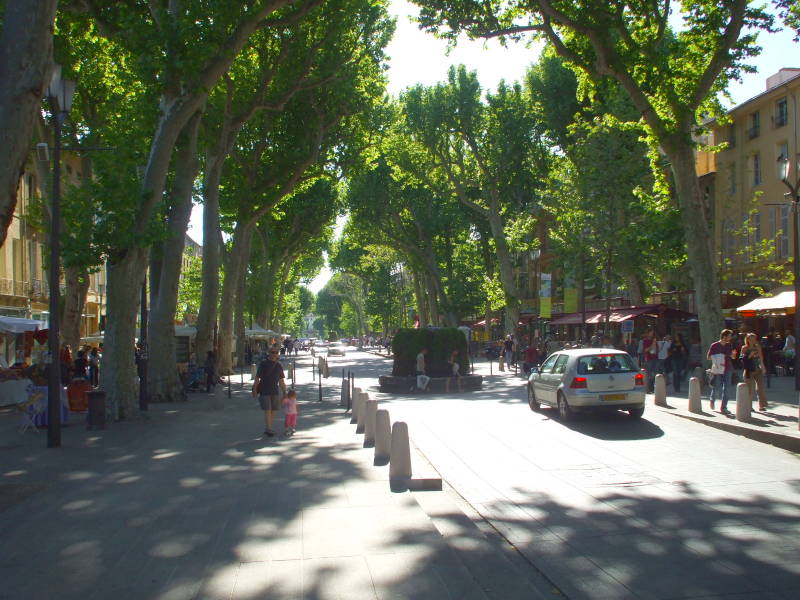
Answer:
[637, 331, 691, 393]
[59, 344, 101, 386]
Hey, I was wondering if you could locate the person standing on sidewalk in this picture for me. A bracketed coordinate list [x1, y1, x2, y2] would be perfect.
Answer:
[414, 347, 430, 391]
[252, 348, 286, 437]
[642, 330, 659, 393]
[707, 329, 736, 413]
[204, 350, 217, 393]
[669, 334, 689, 393]
[740, 332, 769, 411]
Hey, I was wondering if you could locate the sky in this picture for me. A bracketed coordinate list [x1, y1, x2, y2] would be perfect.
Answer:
[187, 0, 799, 293]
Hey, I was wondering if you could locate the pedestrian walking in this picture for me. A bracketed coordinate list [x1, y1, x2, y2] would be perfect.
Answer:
[668, 334, 689, 393]
[414, 347, 430, 391]
[740, 332, 769, 411]
[204, 350, 217, 393]
[252, 348, 287, 437]
[783, 328, 796, 375]
[282, 389, 299, 436]
[642, 330, 659, 393]
[707, 329, 737, 413]
[88, 347, 100, 387]
[657, 334, 671, 383]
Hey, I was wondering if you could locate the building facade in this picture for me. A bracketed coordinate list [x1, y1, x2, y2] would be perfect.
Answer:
[702, 68, 800, 308]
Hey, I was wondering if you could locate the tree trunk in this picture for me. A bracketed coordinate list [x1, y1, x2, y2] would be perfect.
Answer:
[104, 247, 147, 418]
[485, 204, 521, 335]
[218, 221, 253, 374]
[665, 140, 723, 358]
[412, 270, 428, 326]
[147, 112, 201, 402]
[234, 256, 247, 369]
[423, 272, 440, 326]
[195, 146, 225, 361]
[61, 267, 90, 351]
[0, 0, 57, 246]
[626, 272, 645, 305]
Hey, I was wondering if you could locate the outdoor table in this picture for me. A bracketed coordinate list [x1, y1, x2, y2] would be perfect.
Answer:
[27, 386, 70, 427]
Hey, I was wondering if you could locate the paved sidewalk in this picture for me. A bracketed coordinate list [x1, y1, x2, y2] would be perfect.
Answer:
[0, 366, 555, 600]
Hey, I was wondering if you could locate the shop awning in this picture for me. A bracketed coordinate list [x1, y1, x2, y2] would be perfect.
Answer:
[736, 291, 796, 316]
[245, 325, 279, 339]
[0, 316, 44, 333]
[549, 304, 696, 326]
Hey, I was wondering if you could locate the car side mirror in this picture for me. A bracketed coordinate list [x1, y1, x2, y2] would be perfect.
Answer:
[530, 367, 539, 376]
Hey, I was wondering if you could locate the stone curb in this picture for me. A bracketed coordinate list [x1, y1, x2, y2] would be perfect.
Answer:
[654, 404, 800, 453]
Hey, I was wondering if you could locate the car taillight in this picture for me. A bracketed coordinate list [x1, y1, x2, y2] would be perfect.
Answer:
[570, 376, 587, 389]
[635, 373, 644, 386]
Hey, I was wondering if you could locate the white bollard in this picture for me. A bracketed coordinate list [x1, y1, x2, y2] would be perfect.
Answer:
[654, 373, 667, 407]
[364, 399, 378, 447]
[389, 421, 412, 482]
[211, 384, 225, 410]
[251, 363, 257, 378]
[350, 387, 362, 424]
[356, 391, 369, 433]
[374, 409, 391, 465]
[688, 377, 702, 414]
[735, 381, 751, 422]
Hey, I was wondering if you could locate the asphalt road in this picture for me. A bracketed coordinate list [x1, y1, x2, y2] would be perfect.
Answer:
[326, 349, 800, 600]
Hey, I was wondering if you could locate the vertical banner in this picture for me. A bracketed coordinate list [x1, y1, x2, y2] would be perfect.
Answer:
[539, 273, 552, 319]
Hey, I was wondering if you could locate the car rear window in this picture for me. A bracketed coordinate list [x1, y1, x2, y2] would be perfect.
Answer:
[577, 354, 637, 374]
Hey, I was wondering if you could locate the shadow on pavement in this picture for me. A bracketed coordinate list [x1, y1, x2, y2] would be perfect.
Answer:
[559, 411, 665, 440]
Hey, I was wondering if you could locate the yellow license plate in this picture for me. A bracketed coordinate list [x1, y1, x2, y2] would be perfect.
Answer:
[602, 394, 626, 401]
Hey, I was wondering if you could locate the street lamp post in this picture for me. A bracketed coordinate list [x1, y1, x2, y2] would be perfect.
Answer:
[778, 154, 800, 395]
[46, 66, 76, 448]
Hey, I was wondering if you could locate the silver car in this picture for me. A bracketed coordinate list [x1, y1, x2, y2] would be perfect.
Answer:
[327, 342, 346, 356]
[527, 348, 645, 420]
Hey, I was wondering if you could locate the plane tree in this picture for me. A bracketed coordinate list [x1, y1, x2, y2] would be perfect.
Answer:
[413, 0, 774, 355]
[401, 66, 550, 333]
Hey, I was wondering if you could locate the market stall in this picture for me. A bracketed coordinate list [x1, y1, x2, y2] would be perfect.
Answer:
[0, 317, 45, 406]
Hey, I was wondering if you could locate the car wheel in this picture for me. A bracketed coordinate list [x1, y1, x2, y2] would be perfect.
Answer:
[557, 393, 572, 421]
[628, 406, 645, 419]
[527, 384, 540, 411]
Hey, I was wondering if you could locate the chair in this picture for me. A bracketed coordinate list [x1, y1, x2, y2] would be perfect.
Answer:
[17, 391, 46, 433]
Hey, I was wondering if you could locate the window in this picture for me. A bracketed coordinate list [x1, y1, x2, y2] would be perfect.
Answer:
[728, 163, 737, 194]
[777, 142, 789, 179]
[726, 124, 736, 148]
[553, 354, 569, 374]
[778, 206, 789, 259]
[723, 217, 736, 263]
[776, 97, 788, 127]
[768, 207, 777, 255]
[753, 153, 762, 185]
[749, 211, 762, 262]
[539, 354, 558, 373]
[748, 112, 760, 139]
[577, 354, 637, 374]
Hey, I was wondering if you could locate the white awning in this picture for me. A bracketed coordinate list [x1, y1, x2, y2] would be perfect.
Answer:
[736, 291, 796, 315]
[0, 316, 44, 333]
[175, 325, 197, 338]
[245, 325, 279, 339]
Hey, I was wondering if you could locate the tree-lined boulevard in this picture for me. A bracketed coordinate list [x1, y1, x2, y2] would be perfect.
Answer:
[2, 1, 800, 598]
[1, 349, 798, 599]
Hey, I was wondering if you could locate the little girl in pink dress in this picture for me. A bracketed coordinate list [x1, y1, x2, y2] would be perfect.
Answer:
[283, 390, 298, 437]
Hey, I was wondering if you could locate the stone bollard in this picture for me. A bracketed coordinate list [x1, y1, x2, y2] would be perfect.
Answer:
[356, 391, 369, 433]
[340, 374, 349, 408]
[735, 381, 751, 422]
[211, 384, 225, 410]
[654, 373, 667, 407]
[499, 356, 505, 371]
[688, 377, 702, 414]
[287, 362, 294, 380]
[389, 421, 412, 489]
[374, 409, 391, 465]
[251, 363, 257, 378]
[364, 399, 378, 447]
[692, 366, 706, 393]
[350, 387, 361, 423]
